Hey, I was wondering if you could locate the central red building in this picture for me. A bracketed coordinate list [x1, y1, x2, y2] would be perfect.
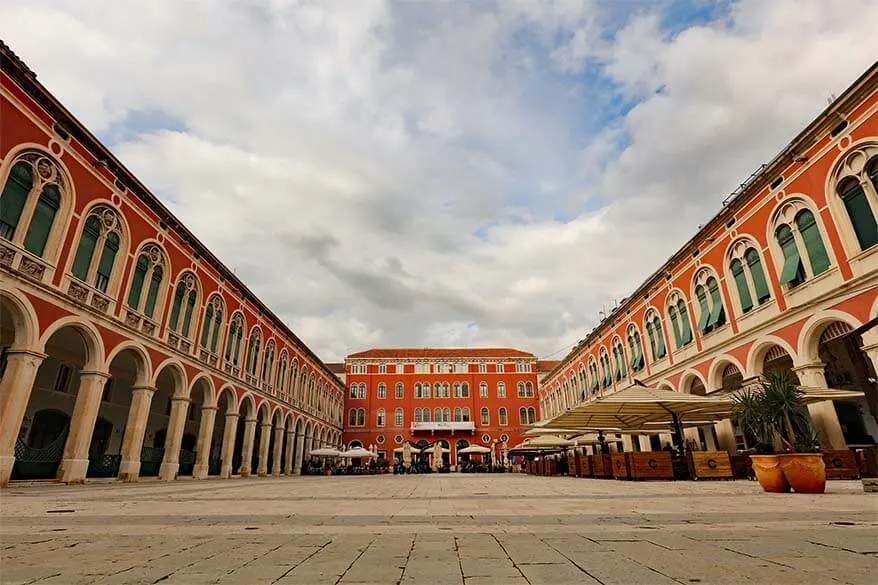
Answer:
[342, 348, 542, 467]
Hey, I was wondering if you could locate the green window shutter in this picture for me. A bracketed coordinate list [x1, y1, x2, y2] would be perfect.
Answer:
[127, 255, 148, 310]
[677, 301, 693, 344]
[143, 265, 163, 318]
[841, 183, 878, 250]
[695, 285, 710, 332]
[211, 311, 222, 353]
[0, 162, 33, 239]
[731, 259, 753, 313]
[23, 185, 60, 257]
[628, 338, 637, 369]
[225, 321, 236, 360]
[235, 328, 243, 365]
[645, 322, 657, 360]
[707, 278, 725, 327]
[169, 282, 185, 331]
[668, 307, 682, 349]
[776, 225, 803, 284]
[745, 249, 771, 303]
[618, 346, 627, 377]
[71, 215, 100, 281]
[182, 289, 196, 336]
[796, 210, 830, 275]
[654, 318, 666, 357]
[200, 303, 213, 348]
[95, 232, 119, 293]
[245, 341, 254, 373]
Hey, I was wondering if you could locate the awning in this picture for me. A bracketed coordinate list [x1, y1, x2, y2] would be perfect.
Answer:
[340, 447, 378, 458]
[458, 444, 492, 454]
[309, 447, 342, 457]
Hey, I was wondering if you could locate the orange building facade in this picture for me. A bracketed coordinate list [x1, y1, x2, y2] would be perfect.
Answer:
[0, 43, 343, 487]
[342, 349, 541, 466]
[540, 64, 878, 454]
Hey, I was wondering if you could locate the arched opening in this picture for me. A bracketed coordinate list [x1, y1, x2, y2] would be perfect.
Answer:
[455, 439, 470, 467]
[267, 409, 282, 475]
[720, 363, 743, 392]
[98, 345, 150, 479]
[208, 387, 235, 476]
[252, 403, 270, 475]
[141, 364, 184, 477]
[231, 396, 254, 475]
[177, 377, 212, 477]
[12, 323, 98, 481]
[814, 320, 878, 444]
[762, 345, 798, 381]
[292, 418, 303, 473]
[280, 414, 292, 474]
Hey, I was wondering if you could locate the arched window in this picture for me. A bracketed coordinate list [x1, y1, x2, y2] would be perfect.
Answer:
[527, 407, 536, 424]
[727, 239, 772, 314]
[644, 310, 667, 360]
[377, 409, 385, 427]
[454, 407, 462, 422]
[479, 382, 488, 397]
[599, 349, 611, 387]
[774, 202, 831, 287]
[443, 408, 451, 422]
[414, 382, 422, 398]
[126, 244, 165, 319]
[358, 383, 366, 399]
[518, 407, 527, 424]
[244, 329, 262, 377]
[442, 383, 450, 398]
[224, 312, 245, 368]
[517, 382, 525, 397]
[261, 340, 275, 385]
[395, 383, 403, 398]
[497, 382, 506, 398]
[627, 326, 645, 372]
[462, 408, 470, 422]
[348, 409, 356, 426]
[277, 353, 288, 397]
[70, 205, 122, 294]
[612, 339, 627, 381]
[168, 272, 199, 339]
[377, 383, 386, 399]
[588, 359, 599, 393]
[394, 408, 403, 426]
[349, 383, 358, 399]
[667, 293, 693, 349]
[434, 407, 442, 422]
[422, 408, 430, 422]
[356, 409, 365, 426]
[453, 382, 461, 398]
[414, 408, 422, 423]
[0, 152, 67, 258]
[199, 295, 225, 354]
[480, 407, 489, 425]
[498, 407, 507, 425]
[832, 148, 878, 252]
[692, 270, 726, 334]
[461, 382, 469, 398]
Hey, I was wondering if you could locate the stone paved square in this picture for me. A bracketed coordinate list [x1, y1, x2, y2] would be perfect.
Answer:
[1, 474, 877, 584]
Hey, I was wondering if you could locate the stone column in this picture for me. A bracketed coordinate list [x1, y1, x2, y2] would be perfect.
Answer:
[284, 430, 295, 474]
[239, 417, 257, 477]
[257, 422, 272, 477]
[638, 435, 651, 451]
[861, 330, 878, 422]
[793, 362, 846, 449]
[701, 425, 718, 451]
[0, 350, 45, 487]
[714, 419, 737, 454]
[220, 412, 238, 479]
[293, 431, 305, 475]
[271, 426, 284, 476]
[192, 405, 217, 479]
[159, 396, 191, 481]
[57, 370, 111, 484]
[621, 435, 634, 452]
[118, 385, 157, 482]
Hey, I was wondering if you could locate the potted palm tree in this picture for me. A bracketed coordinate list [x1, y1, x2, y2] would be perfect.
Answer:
[732, 372, 826, 493]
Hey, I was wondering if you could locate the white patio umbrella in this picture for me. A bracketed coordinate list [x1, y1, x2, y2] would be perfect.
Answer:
[340, 447, 378, 459]
[457, 444, 492, 454]
[393, 445, 422, 454]
[309, 447, 342, 457]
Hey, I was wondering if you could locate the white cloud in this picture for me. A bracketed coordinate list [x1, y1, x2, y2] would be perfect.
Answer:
[2, 0, 877, 360]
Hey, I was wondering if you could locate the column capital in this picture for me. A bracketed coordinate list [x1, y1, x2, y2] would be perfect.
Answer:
[200, 405, 218, 413]
[4, 348, 47, 361]
[792, 361, 825, 372]
[861, 342, 878, 354]
[171, 395, 191, 403]
[260, 421, 273, 429]
[79, 369, 111, 380]
[245, 417, 258, 424]
[225, 410, 240, 419]
[131, 385, 157, 395]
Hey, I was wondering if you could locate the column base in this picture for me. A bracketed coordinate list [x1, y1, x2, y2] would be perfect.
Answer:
[292, 468, 300, 475]
[192, 464, 209, 479]
[271, 471, 281, 477]
[0, 455, 16, 488]
[240, 466, 251, 477]
[220, 463, 232, 479]
[158, 461, 179, 482]
[57, 458, 90, 484]
[257, 468, 268, 477]
[118, 459, 141, 482]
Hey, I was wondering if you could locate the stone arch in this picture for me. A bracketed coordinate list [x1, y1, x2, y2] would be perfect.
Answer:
[256, 400, 270, 422]
[824, 138, 878, 258]
[706, 354, 746, 393]
[103, 341, 152, 387]
[150, 358, 188, 395]
[656, 379, 676, 392]
[746, 335, 798, 377]
[1, 288, 40, 352]
[238, 392, 256, 419]
[797, 310, 864, 364]
[678, 370, 707, 395]
[38, 316, 104, 371]
[217, 384, 237, 414]
[189, 374, 216, 408]
[68, 199, 132, 299]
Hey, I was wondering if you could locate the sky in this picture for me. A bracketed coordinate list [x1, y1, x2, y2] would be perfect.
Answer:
[3, 0, 877, 361]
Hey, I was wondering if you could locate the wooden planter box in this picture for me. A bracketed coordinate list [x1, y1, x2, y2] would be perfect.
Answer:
[591, 454, 613, 478]
[690, 451, 733, 480]
[626, 452, 674, 480]
[579, 453, 593, 477]
[548, 459, 558, 475]
[572, 452, 582, 477]
[612, 453, 630, 479]
[729, 454, 754, 479]
[823, 450, 859, 479]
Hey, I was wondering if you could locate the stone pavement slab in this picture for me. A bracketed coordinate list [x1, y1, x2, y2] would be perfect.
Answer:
[1, 474, 875, 585]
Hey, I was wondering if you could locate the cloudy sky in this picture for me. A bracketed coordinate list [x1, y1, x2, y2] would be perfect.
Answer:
[3, 0, 877, 361]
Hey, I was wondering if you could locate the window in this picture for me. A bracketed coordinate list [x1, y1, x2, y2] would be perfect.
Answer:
[414, 408, 422, 423]
[378, 364, 386, 374]
[627, 327, 644, 372]
[168, 272, 199, 339]
[441, 383, 450, 398]
[525, 382, 534, 397]
[518, 407, 527, 424]
[497, 363, 506, 373]
[835, 152, 878, 251]
[453, 382, 461, 398]
[350, 383, 358, 399]
[599, 350, 611, 387]
[462, 408, 470, 422]
[350, 364, 367, 374]
[443, 408, 451, 421]
[774, 203, 831, 287]
[414, 363, 428, 373]
[644, 311, 667, 360]
[394, 408, 403, 426]
[357, 409, 365, 426]
[692, 270, 726, 334]
[396, 362, 404, 373]
[527, 407, 536, 424]
[377, 409, 385, 426]
[70, 205, 122, 294]
[422, 408, 430, 422]
[224, 312, 245, 367]
[126, 244, 165, 319]
[498, 407, 507, 425]
[261, 340, 275, 385]
[377, 383, 386, 399]
[53, 363, 72, 393]
[0, 152, 66, 258]
[454, 407, 462, 422]
[479, 382, 488, 398]
[358, 384, 366, 399]
[497, 382, 506, 398]
[434, 407, 442, 422]
[480, 407, 489, 425]
[667, 294, 693, 349]
[199, 295, 224, 354]
[461, 382, 469, 398]
[348, 409, 356, 426]
[395, 382, 404, 399]
[478, 363, 487, 373]
[454, 363, 467, 373]
[728, 240, 772, 314]
[588, 359, 599, 393]
[244, 329, 262, 377]
[517, 382, 525, 397]
[515, 362, 532, 373]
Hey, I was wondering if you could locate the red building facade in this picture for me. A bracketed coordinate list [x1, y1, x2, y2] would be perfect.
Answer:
[343, 348, 541, 466]
[0, 42, 343, 487]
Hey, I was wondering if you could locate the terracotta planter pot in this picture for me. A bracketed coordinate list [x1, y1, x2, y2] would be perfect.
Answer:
[750, 455, 790, 493]
[778, 453, 826, 494]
